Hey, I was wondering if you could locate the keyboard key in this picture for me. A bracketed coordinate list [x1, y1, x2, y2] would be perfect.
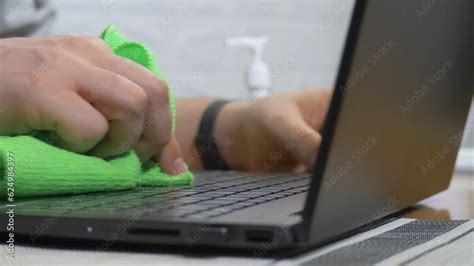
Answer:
[7, 171, 311, 219]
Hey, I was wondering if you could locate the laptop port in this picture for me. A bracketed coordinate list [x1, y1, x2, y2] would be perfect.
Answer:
[246, 230, 274, 243]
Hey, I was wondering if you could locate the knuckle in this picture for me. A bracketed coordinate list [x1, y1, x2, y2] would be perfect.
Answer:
[142, 85, 170, 123]
[70, 36, 108, 52]
[146, 76, 169, 101]
[69, 37, 87, 49]
[41, 48, 74, 66]
[100, 55, 132, 74]
[48, 50, 70, 63]
[104, 73, 148, 120]
[86, 36, 111, 51]
[145, 77, 170, 117]
[129, 88, 148, 113]
[22, 48, 71, 87]
[32, 47, 59, 62]
[71, 117, 108, 145]
[122, 86, 148, 119]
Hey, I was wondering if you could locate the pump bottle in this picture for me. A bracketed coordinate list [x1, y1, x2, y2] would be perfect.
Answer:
[226, 37, 272, 99]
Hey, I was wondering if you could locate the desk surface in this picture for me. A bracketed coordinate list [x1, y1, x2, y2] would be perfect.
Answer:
[402, 172, 473, 220]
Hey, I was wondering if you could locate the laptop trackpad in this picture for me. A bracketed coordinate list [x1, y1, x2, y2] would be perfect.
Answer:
[213, 193, 307, 225]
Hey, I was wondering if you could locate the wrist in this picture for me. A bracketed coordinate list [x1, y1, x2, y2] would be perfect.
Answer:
[214, 101, 245, 170]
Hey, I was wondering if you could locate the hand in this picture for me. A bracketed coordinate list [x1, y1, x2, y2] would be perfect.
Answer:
[0, 36, 186, 174]
[216, 89, 333, 172]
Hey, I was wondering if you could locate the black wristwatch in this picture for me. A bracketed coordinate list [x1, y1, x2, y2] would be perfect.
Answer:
[194, 100, 231, 170]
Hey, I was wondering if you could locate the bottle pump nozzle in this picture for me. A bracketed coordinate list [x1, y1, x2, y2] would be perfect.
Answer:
[226, 37, 271, 99]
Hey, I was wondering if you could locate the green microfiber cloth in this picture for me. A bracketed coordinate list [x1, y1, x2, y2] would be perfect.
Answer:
[0, 25, 193, 199]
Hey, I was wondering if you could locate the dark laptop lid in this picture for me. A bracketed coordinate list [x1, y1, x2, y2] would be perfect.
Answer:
[300, 0, 473, 243]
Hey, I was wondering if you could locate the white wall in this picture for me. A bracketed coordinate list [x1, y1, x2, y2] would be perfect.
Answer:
[48, 0, 473, 147]
[49, 0, 353, 98]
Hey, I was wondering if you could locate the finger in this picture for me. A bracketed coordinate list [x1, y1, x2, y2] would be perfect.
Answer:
[73, 63, 148, 158]
[293, 164, 309, 174]
[68, 37, 182, 166]
[153, 137, 187, 175]
[28, 90, 109, 153]
[267, 106, 322, 169]
[87, 53, 175, 163]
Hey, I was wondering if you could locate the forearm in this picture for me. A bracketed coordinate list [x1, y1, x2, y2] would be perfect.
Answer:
[175, 98, 243, 170]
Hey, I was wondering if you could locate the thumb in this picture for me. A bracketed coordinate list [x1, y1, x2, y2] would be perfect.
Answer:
[269, 107, 322, 169]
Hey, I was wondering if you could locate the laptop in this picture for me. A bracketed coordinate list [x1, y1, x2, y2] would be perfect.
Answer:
[1, 0, 473, 251]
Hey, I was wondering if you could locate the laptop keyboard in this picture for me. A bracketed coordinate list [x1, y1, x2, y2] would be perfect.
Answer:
[8, 171, 311, 219]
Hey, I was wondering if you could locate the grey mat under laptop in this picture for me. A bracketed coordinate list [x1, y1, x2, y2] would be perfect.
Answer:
[278, 219, 474, 266]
